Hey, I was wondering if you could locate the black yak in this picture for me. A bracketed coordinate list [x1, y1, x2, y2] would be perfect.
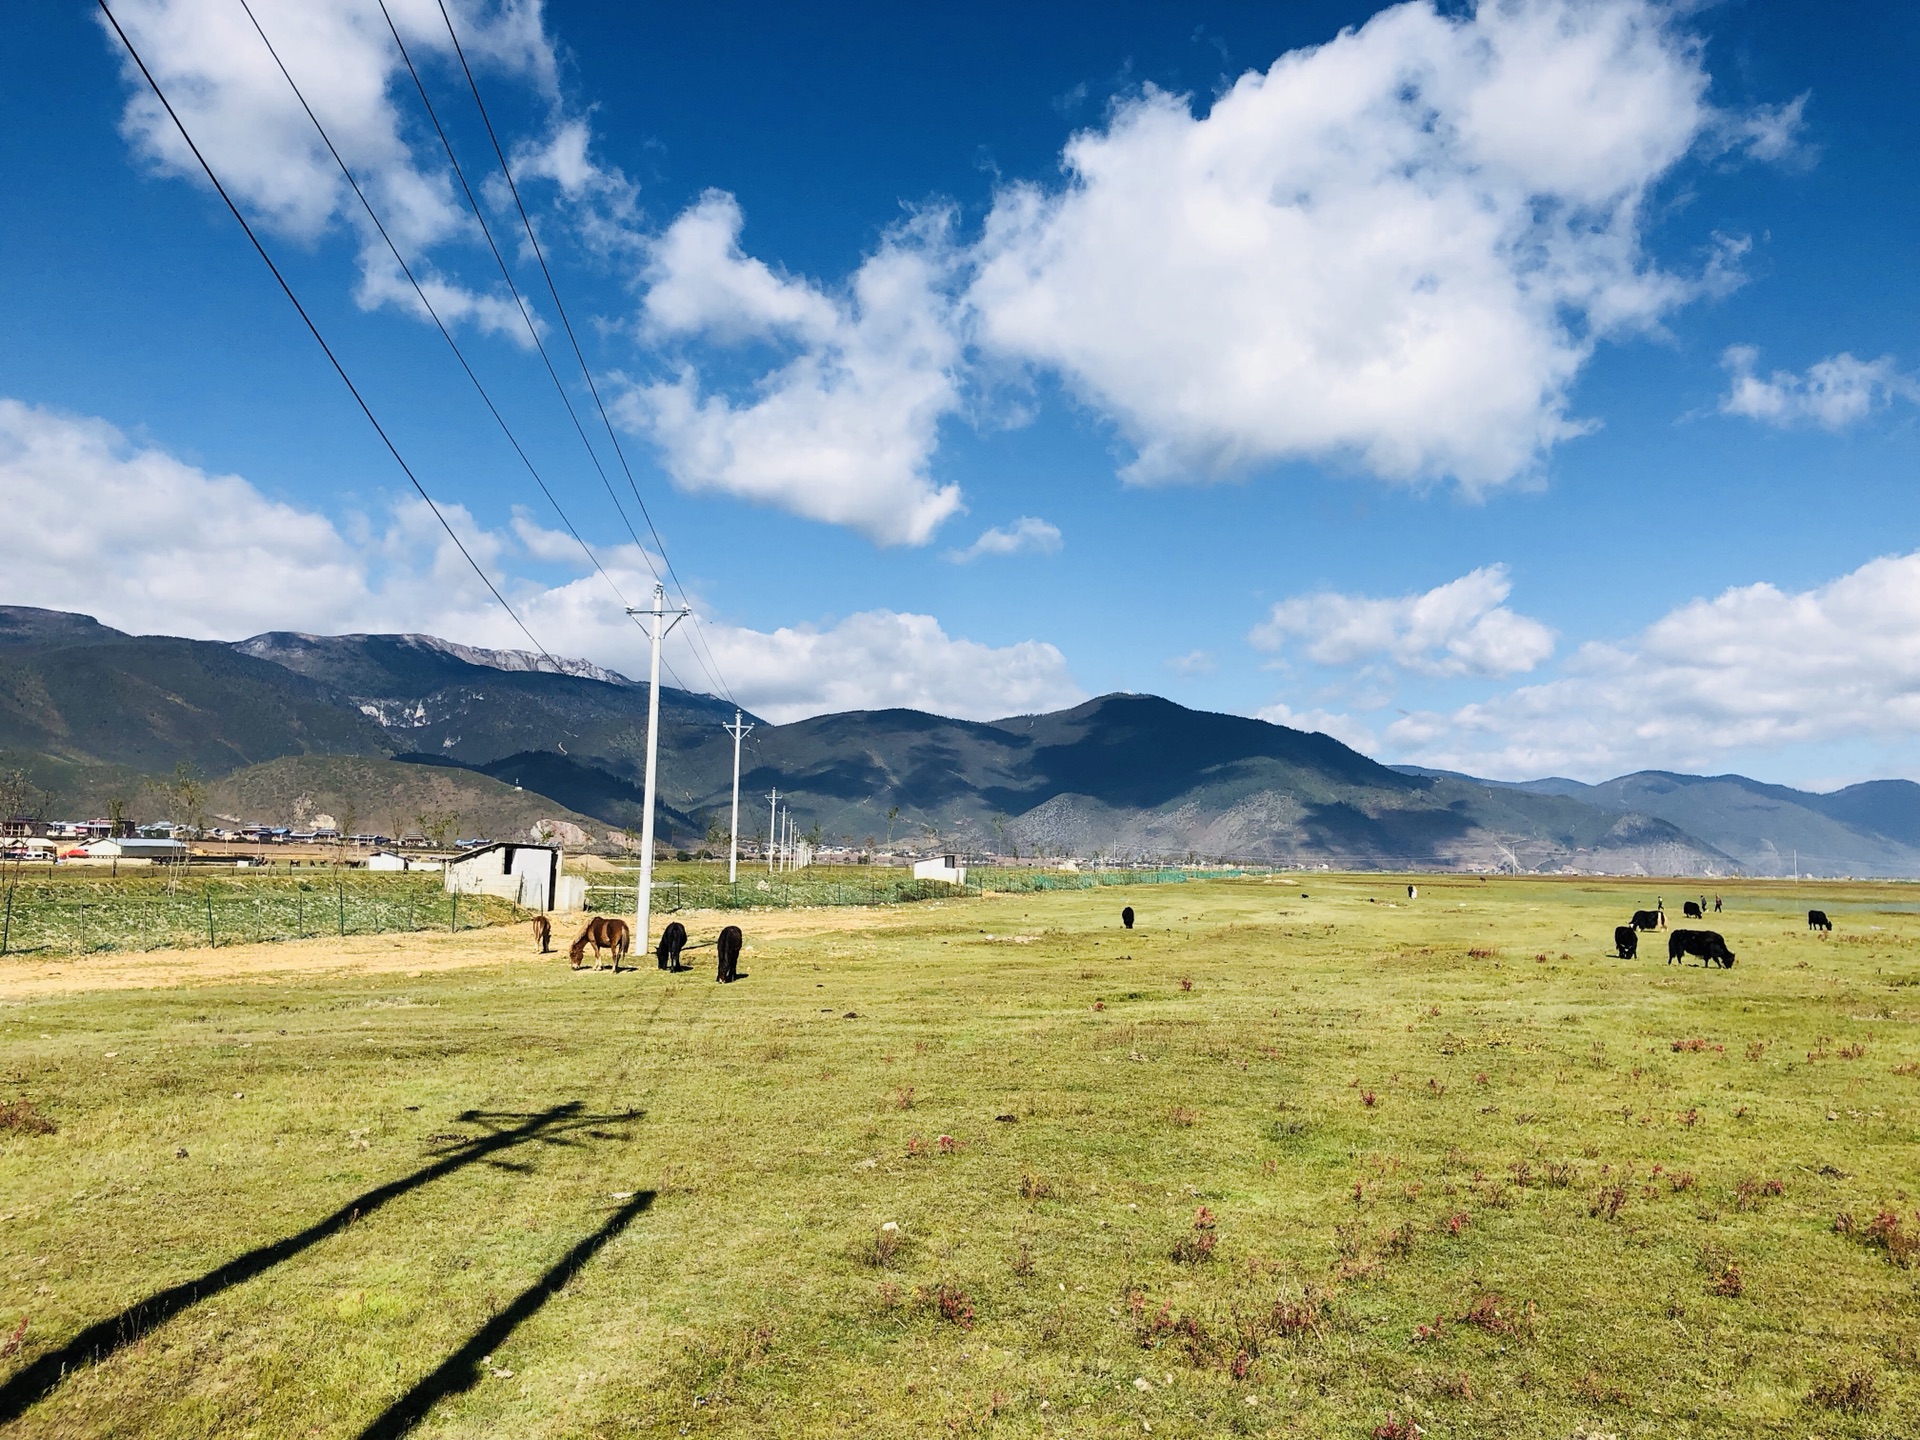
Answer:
[1631, 909, 1663, 931]
[1614, 925, 1638, 959]
[1808, 909, 1832, 932]
[656, 920, 688, 970]
[1121, 906, 1134, 930]
[716, 924, 743, 983]
[1683, 901, 1704, 920]
[1668, 929, 1735, 968]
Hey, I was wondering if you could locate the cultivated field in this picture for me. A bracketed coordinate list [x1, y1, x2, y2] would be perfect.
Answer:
[3, 875, 1918, 1438]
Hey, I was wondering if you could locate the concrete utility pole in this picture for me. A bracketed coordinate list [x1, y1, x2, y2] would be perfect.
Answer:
[766, 789, 780, 874]
[724, 710, 753, 884]
[626, 584, 688, 952]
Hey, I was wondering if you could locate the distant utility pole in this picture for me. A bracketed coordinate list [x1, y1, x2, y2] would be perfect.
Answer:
[724, 710, 753, 885]
[767, 788, 780, 874]
[626, 584, 689, 951]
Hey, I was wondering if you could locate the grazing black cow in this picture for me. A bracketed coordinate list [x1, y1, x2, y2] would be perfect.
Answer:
[716, 924, 743, 983]
[1121, 906, 1135, 930]
[656, 920, 688, 970]
[1683, 901, 1704, 920]
[1808, 909, 1833, 933]
[1668, 929, 1736, 968]
[1614, 925, 1638, 959]
[1631, 909, 1664, 932]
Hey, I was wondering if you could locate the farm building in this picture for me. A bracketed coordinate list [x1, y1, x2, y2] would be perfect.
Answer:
[912, 854, 967, 885]
[81, 837, 190, 862]
[366, 851, 441, 873]
[443, 841, 562, 910]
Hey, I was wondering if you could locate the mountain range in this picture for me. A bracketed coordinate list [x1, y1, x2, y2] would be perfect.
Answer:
[3, 604, 1916, 876]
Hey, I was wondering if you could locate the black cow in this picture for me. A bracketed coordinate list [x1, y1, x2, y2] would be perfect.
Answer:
[716, 924, 743, 983]
[1631, 909, 1664, 931]
[1614, 925, 1638, 959]
[1668, 929, 1735, 968]
[656, 920, 688, 970]
[1121, 906, 1135, 930]
[1808, 909, 1832, 933]
[1683, 901, 1704, 920]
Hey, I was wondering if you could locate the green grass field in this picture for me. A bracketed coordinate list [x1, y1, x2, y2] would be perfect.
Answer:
[4, 874, 1918, 1438]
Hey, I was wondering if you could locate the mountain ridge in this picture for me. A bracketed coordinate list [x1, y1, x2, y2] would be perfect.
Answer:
[1, 606, 1914, 874]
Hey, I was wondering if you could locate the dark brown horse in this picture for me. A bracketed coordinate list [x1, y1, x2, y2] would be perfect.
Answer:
[531, 915, 551, 953]
[570, 916, 632, 971]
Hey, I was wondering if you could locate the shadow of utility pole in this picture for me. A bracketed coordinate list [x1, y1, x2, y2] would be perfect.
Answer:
[354, 1190, 656, 1438]
[0, 1100, 640, 1425]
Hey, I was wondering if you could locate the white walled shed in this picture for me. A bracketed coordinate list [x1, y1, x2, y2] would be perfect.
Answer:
[443, 841, 560, 911]
[912, 854, 967, 885]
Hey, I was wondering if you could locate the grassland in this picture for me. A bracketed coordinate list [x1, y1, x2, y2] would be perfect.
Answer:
[3, 874, 1919, 1439]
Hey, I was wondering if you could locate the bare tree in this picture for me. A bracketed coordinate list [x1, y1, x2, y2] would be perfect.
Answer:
[0, 768, 48, 823]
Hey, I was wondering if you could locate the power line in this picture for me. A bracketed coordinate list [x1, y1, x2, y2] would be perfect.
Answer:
[373, 0, 702, 695]
[97, 0, 552, 663]
[235, 0, 662, 686]
[430, 0, 739, 709]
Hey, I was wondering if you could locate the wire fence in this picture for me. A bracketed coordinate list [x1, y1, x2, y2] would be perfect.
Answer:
[0, 871, 521, 957]
[582, 864, 1251, 916]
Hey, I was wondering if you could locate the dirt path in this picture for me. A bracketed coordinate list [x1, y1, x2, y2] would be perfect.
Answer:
[0, 905, 906, 999]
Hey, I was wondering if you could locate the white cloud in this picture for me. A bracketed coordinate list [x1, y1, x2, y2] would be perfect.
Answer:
[682, 613, 1081, 724]
[1251, 565, 1554, 678]
[100, 0, 572, 341]
[1254, 701, 1379, 754]
[1165, 649, 1217, 677]
[623, 194, 965, 546]
[0, 398, 1073, 724]
[947, 516, 1063, 563]
[1719, 345, 1918, 429]
[968, 0, 1734, 491]
[1385, 551, 1920, 778]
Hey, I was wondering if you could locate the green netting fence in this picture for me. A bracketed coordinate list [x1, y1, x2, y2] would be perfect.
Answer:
[0, 871, 521, 957]
[583, 864, 1252, 916]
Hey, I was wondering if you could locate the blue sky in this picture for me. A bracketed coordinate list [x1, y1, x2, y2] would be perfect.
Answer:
[3, 0, 1918, 787]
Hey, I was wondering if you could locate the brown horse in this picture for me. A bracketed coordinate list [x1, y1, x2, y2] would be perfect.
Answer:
[569, 916, 632, 971]
[531, 915, 551, 953]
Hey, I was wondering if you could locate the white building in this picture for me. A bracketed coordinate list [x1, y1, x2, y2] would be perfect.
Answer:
[443, 841, 562, 911]
[912, 853, 967, 885]
[81, 838, 190, 862]
[366, 851, 441, 873]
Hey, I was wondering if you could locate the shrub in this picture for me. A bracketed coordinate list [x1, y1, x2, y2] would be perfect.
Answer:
[1707, 1261, 1744, 1298]
[931, 1284, 975, 1328]
[0, 1098, 56, 1136]
[1172, 1207, 1218, 1264]
[1590, 1184, 1629, 1221]
[866, 1223, 902, 1269]
[1733, 1176, 1784, 1211]
[1807, 1369, 1879, 1413]
[1457, 1292, 1531, 1336]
